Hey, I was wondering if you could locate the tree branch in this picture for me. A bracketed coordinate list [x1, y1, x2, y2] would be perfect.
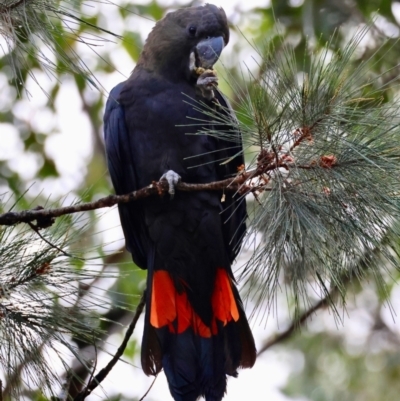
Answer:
[257, 294, 333, 356]
[74, 292, 146, 401]
[0, 149, 338, 228]
[65, 247, 131, 398]
[0, 175, 251, 227]
[138, 375, 158, 401]
[256, 236, 386, 356]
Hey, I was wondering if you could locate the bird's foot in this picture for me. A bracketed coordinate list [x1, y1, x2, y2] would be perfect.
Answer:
[196, 70, 218, 100]
[160, 170, 181, 198]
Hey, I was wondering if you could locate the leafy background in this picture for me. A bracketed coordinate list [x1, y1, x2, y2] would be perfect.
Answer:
[1, 0, 400, 400]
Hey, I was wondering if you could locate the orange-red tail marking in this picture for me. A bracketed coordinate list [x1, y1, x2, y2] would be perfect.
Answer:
[211, 268, 240, 324]
[150, 268, 239, 338]
[150, 270, 176, 328]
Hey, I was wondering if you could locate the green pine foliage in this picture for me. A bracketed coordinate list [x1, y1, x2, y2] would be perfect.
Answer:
[0, 210, 114, 398]
[0, 0, 120, 91]
[198, 26, 400, 321]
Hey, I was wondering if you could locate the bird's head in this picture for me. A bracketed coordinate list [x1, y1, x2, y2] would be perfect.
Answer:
[138, 4, 229, 81]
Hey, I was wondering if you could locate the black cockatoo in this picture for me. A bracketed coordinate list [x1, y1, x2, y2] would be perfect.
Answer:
[104, 4, 256, 400]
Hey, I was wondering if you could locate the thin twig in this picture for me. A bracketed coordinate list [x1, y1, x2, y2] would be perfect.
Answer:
[138, 375, 158, 401]
[0, 158, 336, 227]
[65, 248, 128, 398]
[257, 294, 333, 356]
[27, 221, 84, 260]
[82, 337, 98, 399]
[74, 292, 146, 401]
[257, 238, 385, 357]
[0, 176, 250, 227]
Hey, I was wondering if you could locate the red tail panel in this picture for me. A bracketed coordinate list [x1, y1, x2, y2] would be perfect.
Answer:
[150, 270, 176, 328]
[150, 268, 239, 337]
[212, 268, 239, 325]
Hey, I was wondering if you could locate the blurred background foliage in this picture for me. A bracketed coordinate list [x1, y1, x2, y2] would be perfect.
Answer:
[2, 0, 400, 400]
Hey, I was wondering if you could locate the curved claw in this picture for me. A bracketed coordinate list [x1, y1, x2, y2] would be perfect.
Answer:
[196, 70, 218, 100]
[160, 170, 181, 198]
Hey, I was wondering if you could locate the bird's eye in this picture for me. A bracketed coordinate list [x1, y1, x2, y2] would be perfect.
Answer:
[188, 26, 197, 36]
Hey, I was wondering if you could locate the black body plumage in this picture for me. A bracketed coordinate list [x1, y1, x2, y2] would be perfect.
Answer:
[104, 5, 256, 400]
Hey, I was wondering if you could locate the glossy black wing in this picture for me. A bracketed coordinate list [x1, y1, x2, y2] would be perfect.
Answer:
[103, 82, 149, 269]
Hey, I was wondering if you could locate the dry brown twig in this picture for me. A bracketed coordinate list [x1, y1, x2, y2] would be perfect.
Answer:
[74, 293, 146, 401]
[0, 176, 246, 227]
[257, 294, 333, 357]
[0, 128, 337, 228]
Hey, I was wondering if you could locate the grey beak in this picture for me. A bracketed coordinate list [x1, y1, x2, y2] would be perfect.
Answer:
[195, 36, 224, 69]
